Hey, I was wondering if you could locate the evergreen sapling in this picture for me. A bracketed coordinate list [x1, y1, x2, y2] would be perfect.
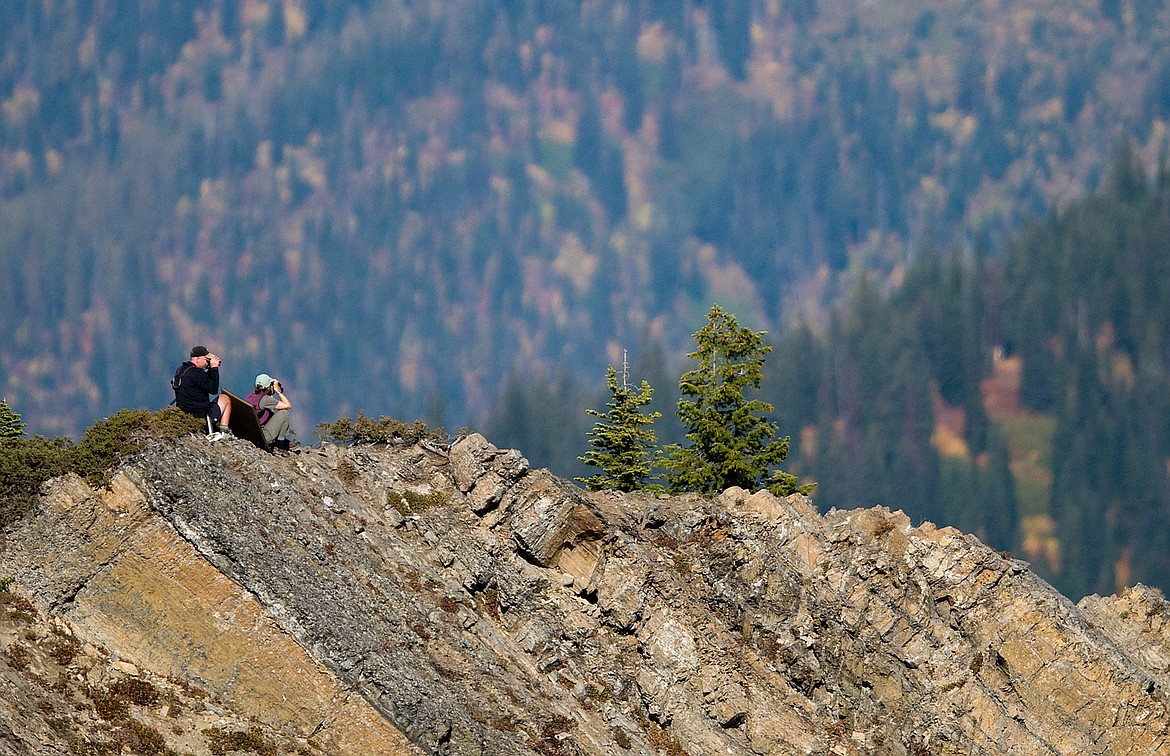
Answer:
[578, 359, 663, 492]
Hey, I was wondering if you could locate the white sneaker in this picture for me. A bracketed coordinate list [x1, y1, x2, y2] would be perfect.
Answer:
[207, 431, 226, 442]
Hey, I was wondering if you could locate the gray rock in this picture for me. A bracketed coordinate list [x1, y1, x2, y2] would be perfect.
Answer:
[2, 434, 1170, 755]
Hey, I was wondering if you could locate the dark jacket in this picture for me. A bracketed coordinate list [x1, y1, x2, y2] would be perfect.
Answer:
[172, 361, 220, 416]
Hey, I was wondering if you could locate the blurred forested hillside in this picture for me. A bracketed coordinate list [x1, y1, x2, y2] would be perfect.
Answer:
[769, 149, 1170, 600]
[5, 1, 1170, 597]
[4, 0, 1168, 436]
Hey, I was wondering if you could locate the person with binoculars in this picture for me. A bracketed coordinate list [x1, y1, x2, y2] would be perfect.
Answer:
[172, 345, 232, 439]
[245, 373, 295, 450]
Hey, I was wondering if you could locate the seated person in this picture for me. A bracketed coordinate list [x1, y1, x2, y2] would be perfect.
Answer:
[245, 373, 294, 449]
[172, 345, 231, 437]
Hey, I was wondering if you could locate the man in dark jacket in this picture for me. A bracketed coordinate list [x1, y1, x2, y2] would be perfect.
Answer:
[172, 345, 232, 436]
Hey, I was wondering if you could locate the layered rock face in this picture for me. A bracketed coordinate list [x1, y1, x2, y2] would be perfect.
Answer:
[2, 433, 1170, 755]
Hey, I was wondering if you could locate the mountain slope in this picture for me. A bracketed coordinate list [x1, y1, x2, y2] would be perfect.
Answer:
[2, 433, 1168, 754]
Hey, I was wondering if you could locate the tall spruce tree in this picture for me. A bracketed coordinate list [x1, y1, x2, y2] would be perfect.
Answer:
[578, 360, 662, 492]
[665, 305, 813, 497]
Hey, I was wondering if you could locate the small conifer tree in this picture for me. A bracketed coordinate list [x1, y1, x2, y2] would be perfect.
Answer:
[0, 398, 25, 441]
[665, 305, 814, 497]
[578, 358, 663, 492]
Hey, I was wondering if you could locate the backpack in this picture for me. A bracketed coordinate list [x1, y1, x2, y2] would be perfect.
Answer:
[245, 391, 273, 426]
[170, 364, 197, 404]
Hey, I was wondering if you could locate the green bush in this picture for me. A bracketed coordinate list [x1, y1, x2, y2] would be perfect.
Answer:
[73, 407, 203, 487]
[0, 406, 203, 528]
[0, 435, 76, 525]
[317, 411, 449, 446]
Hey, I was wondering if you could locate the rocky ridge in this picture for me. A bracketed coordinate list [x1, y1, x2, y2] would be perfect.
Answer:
[2, 432, 1169, 755]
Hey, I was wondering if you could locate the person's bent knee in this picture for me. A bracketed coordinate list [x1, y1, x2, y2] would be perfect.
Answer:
[267, 409, 290, 436]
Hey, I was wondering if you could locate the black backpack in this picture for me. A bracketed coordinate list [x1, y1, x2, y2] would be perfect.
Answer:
[170, 364, 197, 403]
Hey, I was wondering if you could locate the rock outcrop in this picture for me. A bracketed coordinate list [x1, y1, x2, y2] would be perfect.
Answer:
[2, 432, 1169, 755]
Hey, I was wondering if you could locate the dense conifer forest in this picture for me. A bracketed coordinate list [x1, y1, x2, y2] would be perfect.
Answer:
[4, 1, 1170, 598]
[775, 147, 1170, 600]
